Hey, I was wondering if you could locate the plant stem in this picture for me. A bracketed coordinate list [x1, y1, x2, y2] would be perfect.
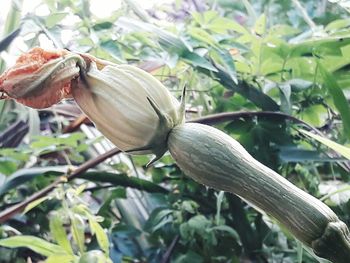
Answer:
[0, 148, 121, 224]
[291, 0, 317, 31]
[168, 123, 350, 263]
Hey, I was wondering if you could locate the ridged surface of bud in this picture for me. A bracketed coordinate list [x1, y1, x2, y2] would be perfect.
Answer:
[72, 62, 183, 159]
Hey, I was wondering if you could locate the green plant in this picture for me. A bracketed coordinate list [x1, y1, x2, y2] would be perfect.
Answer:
[0, 184, 112, 262]
[1, 0, 350, 262]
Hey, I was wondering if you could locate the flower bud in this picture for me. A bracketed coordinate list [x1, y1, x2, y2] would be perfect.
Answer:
[72, 62, 184, 164]
[0, 47, 85, 108]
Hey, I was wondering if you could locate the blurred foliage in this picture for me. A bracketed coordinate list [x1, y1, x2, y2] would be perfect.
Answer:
[0, 0, 350, 262]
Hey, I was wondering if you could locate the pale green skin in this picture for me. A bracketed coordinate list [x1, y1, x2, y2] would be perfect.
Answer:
[168, 123, 350, 263]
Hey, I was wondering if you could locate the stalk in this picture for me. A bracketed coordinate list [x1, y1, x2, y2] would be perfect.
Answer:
[168, 123, 350, 263]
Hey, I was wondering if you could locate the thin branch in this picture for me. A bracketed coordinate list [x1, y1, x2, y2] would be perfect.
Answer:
[63, 114, 88, 133]
[160, 235, 180, 263]
[190, 111, 322, 135]
[0, 148, 121, 224]
[291, 0, 317, 31]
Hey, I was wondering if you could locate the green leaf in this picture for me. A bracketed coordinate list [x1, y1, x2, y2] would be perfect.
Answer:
[117, 17, 188, 53]
[70, 214, 85, 253]
[0, 159, 18, 176]
[182, 51, 217, 72]
[188, 27, 218, 48]
[87, 216, 110, 255]
[92, 21, 114, 31]
[210, 48, 237, 84]
[279, 83, 291, 113]
[75, 184, 87, 195]
[325, 18, 350, 32]
[0, 0, 22, 72]
[208, 17, 249, 35]
[78, 250, 111, 263]
[0, 166, 66, 197]
[318, 63, 350, 138]
[45, 12, 68, 28]
[23, 196, 50, 214]
[0, 236, 66, 257]
[100, 40, 124, 62]
[144, 208, 173, 233]
[300, 130, 350, 160]
[0, 27, 21, 52]
[286, 79, 313, 91]
[210, 225, 240, 240]
[254, 14, 266, 36]
[98, 187, 127, 217]
[50, 214, 74, 255]
[202, 67, 279, 110]
[173, 250, 203, 263]
[46, 254, 76, 263]
[291, 36, 350, 57]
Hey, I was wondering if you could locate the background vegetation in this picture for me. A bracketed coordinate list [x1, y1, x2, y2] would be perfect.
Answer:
[1, 0, 350, 262]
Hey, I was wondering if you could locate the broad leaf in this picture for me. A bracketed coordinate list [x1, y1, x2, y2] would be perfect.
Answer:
[0, 236, 66, 257]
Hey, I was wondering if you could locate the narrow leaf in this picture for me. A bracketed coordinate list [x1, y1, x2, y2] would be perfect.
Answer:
[210, 225, 240, 240]
[182, 51, 218, 72]
[70, 214, 85, 253]
[45, 12, 68, 28]
[300, 130, 350, 160]
[319, 64, 350, 138]
[23, 196, 49, 214]
[46, 254, 75, 263]
[0, 236, 66, 257]
[0, 27, 21, 52]
[50, 214, 73, 255]
[210, 48, 238, 84]
[254, 14, 266, 36]
[88, 216, 109, 255]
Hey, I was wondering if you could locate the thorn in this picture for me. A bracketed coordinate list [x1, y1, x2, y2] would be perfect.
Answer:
[179, 85, 187, 121]
[147, 97, 161, 117]
[146, 155, 161, 167]
[124, 145, 150, 154]
[146, 148, 167, 167]
[147, 97, 167, 123]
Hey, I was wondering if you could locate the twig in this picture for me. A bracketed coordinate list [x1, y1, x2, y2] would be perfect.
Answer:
[0, 148, 121, 224]
[291, 0, 317, 31]
[63, 114, 88, 133]
[191, 111, 322, 135]
[160, 235, 180, 263]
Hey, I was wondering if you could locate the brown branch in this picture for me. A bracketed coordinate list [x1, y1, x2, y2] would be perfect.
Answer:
[0, 148, 121, 224]
[190, 111, 322, 135]
[160, 235, 180, 263]
[63, 114, 88, 133]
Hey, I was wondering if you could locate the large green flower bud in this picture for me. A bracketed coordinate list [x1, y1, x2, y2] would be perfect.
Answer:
[72, 62, 184, 164]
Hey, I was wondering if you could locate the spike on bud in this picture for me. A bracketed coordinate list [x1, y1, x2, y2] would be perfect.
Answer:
[72, 62, 184, 159]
